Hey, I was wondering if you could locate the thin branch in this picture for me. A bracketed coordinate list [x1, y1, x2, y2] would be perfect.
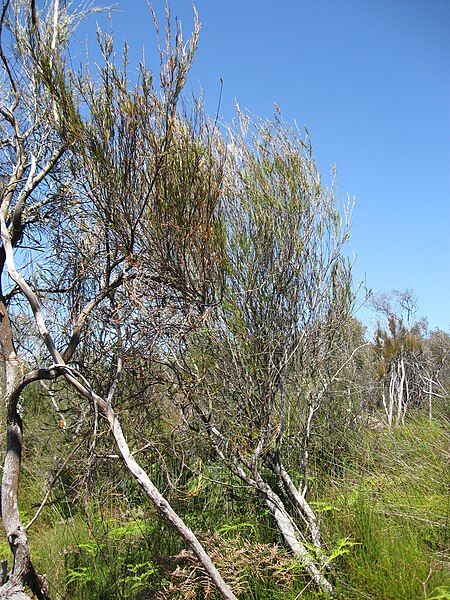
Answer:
[63, 271, 131, 362]
[0, 0, 17, 97]
[25, 439, 85, 531]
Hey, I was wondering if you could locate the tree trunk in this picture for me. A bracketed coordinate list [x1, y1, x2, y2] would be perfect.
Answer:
[257, 477, 333, 596]
[0, 299, 50, 600]
[197, 414, 333, 596]
[428, 379, 433, 420]
[396, 357, 406, 426]
[103, 403, 238, 600]
[275, 459, 322, 552]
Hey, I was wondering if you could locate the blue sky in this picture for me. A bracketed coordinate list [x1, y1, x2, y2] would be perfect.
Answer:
[76, 1, 450, 332]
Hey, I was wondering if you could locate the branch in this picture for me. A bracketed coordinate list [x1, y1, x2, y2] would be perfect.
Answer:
[0, 211, 64, 362]
[7, 366, 64, 407]
[0, 0, 17, 98]
[25, 438, 84, 531]
[11, 148, 65, 246]
[63, 271, 130, 362]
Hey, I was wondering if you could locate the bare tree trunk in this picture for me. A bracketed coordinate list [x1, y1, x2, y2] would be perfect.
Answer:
[103, 403, 238, 600]
[255, 477, 333, 596]
[428, 378, 433, 420]
[388, 370, 395, 427]
[274, 458, 322, 552]
[396, 357, 406, 426]
[52, 374, 238, 599]
[198, 414, 334, 596]
[301, 402, 316, 497]
[381, 388, 389, 424]
[0, 300, 50, 600]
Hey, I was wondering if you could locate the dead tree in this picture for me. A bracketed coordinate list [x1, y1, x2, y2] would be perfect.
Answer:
[373, 291, 434, 426]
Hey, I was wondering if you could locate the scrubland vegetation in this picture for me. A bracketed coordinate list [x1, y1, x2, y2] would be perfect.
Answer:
[0, 2, 448, 598]
[17, 406, 450, 599]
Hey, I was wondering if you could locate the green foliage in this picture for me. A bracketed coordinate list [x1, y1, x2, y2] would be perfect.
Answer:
[29, 510, 172, 599]
[427, 587, 450, 600]
[324, 537, 359, 566]
[13, 413, 446, 598]
[317, 415, 450, 599]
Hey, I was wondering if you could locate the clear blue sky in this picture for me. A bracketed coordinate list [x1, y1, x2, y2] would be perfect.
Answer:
[76, 1, 450, 332]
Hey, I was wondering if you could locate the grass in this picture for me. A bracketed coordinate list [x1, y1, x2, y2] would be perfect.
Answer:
[316, 414, 450, 599]
[5, 412, 449, 599]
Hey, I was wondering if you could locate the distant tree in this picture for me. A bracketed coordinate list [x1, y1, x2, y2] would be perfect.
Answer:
[421, 329, 450, 418]
[372, 289, 439, 425]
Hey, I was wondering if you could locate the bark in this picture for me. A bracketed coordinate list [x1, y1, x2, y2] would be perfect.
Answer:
[256, 477, 333, 596]
[428, 379, 432, 420]
[0, 298, 50, 600]
[388, 370, 395, 427]
[396, 357, 406, 426]
[274, 458, 322, 552]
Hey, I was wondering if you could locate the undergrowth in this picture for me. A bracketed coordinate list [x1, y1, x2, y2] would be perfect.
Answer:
[5, 413, 449, 599]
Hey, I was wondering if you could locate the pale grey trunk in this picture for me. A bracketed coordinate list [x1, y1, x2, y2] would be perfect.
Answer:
[0, 302, 49, 599]
[103, 404, 238, 600]
[276, 460, 322, 552]
[396, 357, 406, 426]
[200, 417, 333, 595]
[388, 370, 395, 427]
[258, 479, 333, 596]
[428, 379, 433, 420]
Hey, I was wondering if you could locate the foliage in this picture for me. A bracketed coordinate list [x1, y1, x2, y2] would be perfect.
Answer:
[6, 411, 444, 599]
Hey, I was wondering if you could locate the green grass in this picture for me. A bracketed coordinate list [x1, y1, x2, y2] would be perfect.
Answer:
[316, 415, 450, 599]
[4, 413, 449, 599]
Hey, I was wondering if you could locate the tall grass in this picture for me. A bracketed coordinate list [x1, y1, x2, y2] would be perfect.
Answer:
[9, 412, 450, 598]
[316, 414, 450, 599]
